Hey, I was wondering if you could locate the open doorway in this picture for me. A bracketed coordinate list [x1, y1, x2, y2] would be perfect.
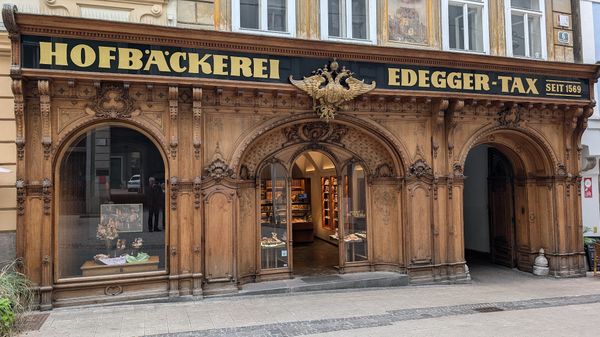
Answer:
[464, 145, 517, 269]
[291, 151, 339, 276]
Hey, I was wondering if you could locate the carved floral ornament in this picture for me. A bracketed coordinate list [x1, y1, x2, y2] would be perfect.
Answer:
[289, 59, 376, 121]
[497, 104, 522, 127]
[86, 83, 140, 119]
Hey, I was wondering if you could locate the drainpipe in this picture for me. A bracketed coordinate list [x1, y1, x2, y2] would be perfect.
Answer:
[572, 0, 583, 63]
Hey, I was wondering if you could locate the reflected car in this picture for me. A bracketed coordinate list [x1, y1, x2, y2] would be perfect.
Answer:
[127, 174, 141, 192]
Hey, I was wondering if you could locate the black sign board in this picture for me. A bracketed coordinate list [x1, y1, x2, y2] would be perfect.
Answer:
[20, 35, 590, 100]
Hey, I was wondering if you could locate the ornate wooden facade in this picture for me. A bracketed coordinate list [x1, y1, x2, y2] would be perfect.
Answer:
[3, 6, 599, 309]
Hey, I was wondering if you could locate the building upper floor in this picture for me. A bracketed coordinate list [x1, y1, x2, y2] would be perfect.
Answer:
[0, 0, 584, 63]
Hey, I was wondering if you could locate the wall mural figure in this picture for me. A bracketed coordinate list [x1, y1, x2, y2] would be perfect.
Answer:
[388, 0, 428, 44]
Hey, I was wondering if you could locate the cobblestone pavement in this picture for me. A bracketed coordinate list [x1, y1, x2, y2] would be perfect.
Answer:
[19, 265, 600, 337]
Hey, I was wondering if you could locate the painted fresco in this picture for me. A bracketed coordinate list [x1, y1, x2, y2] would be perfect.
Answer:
[388, 0, 428, 44]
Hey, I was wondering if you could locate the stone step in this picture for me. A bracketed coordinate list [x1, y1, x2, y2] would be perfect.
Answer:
[234, 272, 409, 296]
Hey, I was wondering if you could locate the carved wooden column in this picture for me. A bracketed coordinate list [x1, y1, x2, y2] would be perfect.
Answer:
[167, 85, 180, 297]
[430, 99, 449, 272]
[11, 80, 25, 263]
[191, 87, 203, 296]
[38, 79, 53, 310]
[444, 99, 464, 276]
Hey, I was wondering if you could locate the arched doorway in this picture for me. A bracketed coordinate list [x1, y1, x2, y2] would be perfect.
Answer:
[459, 127, 565, 276]
[236, 119, 403, 281]
[463, 145, 517, 269]
[289, 151, 339, 276]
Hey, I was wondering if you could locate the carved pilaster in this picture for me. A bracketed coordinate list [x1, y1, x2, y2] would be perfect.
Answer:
[170, 176, 178, 210]
[42, 178, 52, 216]
[432, 99, 449, 160]
[193, 176, 201, 209]
[16, 179, 25, 216]
[38, 80, 52, 159]
[11, 79, 25, 160]
[169, 86, 178, 159]
[445, 99, 464, 159]
[192, 87, 202, 160]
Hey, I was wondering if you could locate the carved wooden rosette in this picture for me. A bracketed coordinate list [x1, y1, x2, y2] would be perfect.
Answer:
[192, 88, 202, 160]
[38, 80, 52, 159]
[169, 86, 178, 159]
[11, 79, 25, 160]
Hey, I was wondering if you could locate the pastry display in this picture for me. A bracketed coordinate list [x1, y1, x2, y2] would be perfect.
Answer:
[344, 233, 363, 242]
[261, 232, 286, 248]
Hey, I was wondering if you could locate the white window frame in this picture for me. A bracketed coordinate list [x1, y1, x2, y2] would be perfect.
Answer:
[441, 0, 490, 54]
[504, 0, 547, 59]
[320, 0, 377, 44]
[232, 0, 296, 37]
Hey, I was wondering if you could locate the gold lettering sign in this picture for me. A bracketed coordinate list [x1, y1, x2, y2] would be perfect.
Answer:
[38, 41, 281, 79]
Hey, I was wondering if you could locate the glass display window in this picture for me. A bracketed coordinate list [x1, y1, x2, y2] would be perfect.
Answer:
[343, 162, 367, 262]
[259, 162, 289, 269]
[58, 126, 166, 279]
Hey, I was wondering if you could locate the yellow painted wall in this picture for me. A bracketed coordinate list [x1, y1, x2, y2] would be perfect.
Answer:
[0, 32, 15, 233]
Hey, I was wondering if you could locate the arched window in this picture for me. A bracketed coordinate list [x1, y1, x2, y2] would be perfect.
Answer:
[259, 162, 289, 269]
[343, 162, 368, 262]
[58, 126, 166, 279]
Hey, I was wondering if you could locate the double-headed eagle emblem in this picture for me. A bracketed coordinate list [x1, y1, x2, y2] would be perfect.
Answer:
[289, 59, 376, 121]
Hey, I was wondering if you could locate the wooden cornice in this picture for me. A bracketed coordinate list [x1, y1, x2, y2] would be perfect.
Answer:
[8, 10, 600, 80]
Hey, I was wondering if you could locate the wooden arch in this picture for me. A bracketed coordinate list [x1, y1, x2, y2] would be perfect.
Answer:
[457, 126, 557, 178]
[235, 116, 406, 180]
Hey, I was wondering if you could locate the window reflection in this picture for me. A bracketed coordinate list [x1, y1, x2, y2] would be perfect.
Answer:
[260, 163, 289, 269]
[59, 126, 166, 278]
[343, 163, 367, 262]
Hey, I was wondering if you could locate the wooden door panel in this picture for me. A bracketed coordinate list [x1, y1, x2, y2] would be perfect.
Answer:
[488, 149, 516, 268]
[204, 192, 233, 280]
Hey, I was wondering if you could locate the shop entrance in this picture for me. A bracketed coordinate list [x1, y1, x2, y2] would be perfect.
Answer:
[290, 151, 339, 276]
[463, 145, 517, 269]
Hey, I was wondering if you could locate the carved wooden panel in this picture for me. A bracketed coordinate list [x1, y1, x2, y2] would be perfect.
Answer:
[204, 192, 234, 281]
[371, 184, 399, 264]
[408, 184, 432, 265]
[240, 121, 395, 177]
[238, 186, 257, 279]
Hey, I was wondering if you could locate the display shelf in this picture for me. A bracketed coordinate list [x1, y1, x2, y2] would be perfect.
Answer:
[321, 176, 339, 230]
[291, 178, 313, 243]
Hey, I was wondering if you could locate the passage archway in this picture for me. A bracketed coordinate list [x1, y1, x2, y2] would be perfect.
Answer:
[459, 128, 564, 275]
[463, 145, 517, 269]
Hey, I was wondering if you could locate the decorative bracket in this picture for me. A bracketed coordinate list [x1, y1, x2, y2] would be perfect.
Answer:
[192, 87, 202, 160]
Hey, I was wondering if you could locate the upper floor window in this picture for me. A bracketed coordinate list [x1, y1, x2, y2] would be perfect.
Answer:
[442, 0, 489, 53]
[505, 0, 546, 59]
[233, 0, 295, 36]
[320, 0, 377, 43]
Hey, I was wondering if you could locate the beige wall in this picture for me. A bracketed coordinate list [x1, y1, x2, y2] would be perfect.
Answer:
[0, 32, 15, 233]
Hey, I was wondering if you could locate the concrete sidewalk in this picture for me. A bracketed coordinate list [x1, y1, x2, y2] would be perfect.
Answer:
[18, 264, 600, 337]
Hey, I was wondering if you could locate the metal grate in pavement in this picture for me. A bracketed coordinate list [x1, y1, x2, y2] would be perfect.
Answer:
[473, 306, 504, 313]
[21, 313, 50, 331]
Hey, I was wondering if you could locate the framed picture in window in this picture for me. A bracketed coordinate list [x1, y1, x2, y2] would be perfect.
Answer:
[101, 203, 143, 233]
[388, 0, 428, 44]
